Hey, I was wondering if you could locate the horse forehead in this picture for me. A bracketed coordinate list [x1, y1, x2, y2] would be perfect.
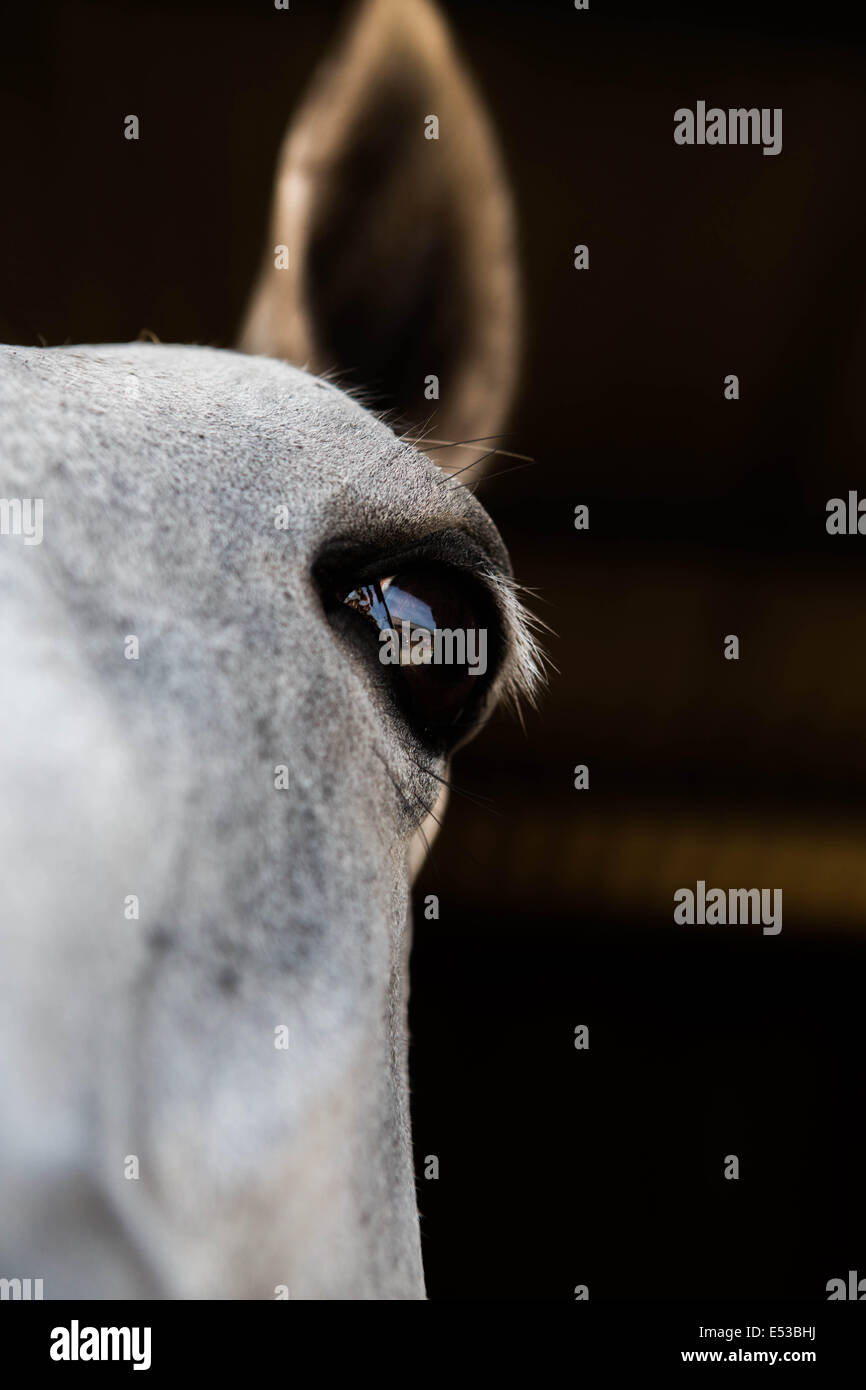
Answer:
[2, 344, 507, 573]
[1, 342, 410, 506]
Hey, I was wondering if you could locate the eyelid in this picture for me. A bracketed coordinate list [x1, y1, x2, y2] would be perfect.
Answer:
[313, 528, 506, 600]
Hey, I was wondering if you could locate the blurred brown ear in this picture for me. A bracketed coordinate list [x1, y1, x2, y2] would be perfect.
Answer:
[238, 0, 520, 465]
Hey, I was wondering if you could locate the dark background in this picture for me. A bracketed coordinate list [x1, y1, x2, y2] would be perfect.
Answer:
[2, 0, 865, 1300]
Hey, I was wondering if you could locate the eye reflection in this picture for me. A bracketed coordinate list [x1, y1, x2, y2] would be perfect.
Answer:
[340, 579, 393, 629]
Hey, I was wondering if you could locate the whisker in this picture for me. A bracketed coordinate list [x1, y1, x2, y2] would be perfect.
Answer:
[414, 818, 434, 869]
[405, 435, 535, 464]
[408, 434, 510, 449]
[373, 745, 438, 823]
[372, 745, 500, 877]
[445, 459, 538, 491]
[396, 412, 438, 448]
[438, 448, 500, 484]
[372, 751, 443, 875]
[401, 748, 498, 813]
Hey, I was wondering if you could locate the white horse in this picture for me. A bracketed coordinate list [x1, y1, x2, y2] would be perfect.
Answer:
[0, 0, 540, 1298]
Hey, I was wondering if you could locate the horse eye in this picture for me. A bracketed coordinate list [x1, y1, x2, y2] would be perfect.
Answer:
[337, 566, 493, 737]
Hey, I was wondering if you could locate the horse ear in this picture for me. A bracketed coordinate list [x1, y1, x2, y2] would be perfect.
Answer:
[238, 0, 520, 466]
